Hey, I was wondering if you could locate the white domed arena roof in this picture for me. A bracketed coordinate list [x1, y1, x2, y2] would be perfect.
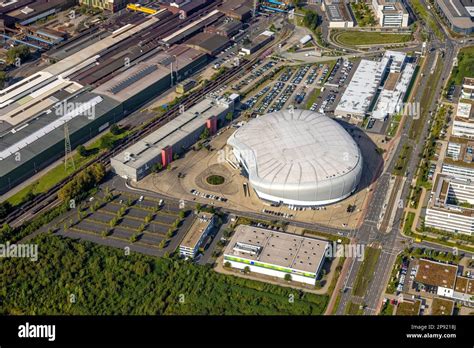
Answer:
[227, 110, 363, 206]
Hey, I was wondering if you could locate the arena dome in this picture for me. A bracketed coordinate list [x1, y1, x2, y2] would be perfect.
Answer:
[227, 110, 363, 206]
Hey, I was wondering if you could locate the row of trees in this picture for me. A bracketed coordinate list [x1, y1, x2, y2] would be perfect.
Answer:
[0, 234, 328, 315]
[57, 163, 106, 202]
[6, 45, 31, 65]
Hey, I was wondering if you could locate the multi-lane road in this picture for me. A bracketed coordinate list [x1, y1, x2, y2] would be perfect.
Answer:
[335, 1, 473, 314]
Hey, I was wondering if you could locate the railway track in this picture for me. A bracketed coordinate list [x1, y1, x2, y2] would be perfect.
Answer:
[1, 57, 259, 227]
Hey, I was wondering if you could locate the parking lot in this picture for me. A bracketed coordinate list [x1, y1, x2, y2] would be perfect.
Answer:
[56, 191, 194, 257]
[240, 62, 332, 116]
[310, 58, 359, 116]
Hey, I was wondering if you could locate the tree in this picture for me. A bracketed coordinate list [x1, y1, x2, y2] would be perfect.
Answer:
[225, 112, 233, 122]
[77, 145, 88, 157]
[110, 124, 121, 136]
[130, 233, 139, 243]
[195, 203, 202, 212]
[178, 210, 185, 219]
[99, 134, 115, 150]
[6, 45, 30, 65]
[200, 127, 210, 140]
[57, 163, 106, 202]
[243, 266, 250, 274]
[303, 10, 320, 32]
[284, 274, 292, 282]
[0, 223, 13, 239]
[0, 201, 12, 219]
[109, 217, 118, 228]
[0, 71, 6, 89]
[152, 163, 163, 173]
[224, 261, 231, 268]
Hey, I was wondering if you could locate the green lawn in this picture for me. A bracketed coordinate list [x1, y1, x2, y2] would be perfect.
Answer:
[7, 130, 129, 206]
[403, 212, 416, 235]
[346, 301, 364, 315]
[392, 144, 412, 176]
[334, 31, 412, 46]
[409, 54, 443, 141]
[387, 113, 402, 137]
[380, 302, 394, 315]
[305, 88, 321, 109]
[352, 247, 381, 297]
[448, 46, 474, 86]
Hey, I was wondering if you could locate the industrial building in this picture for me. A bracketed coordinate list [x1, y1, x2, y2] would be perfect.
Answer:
[0, 0, 76, 28]
[204, 19, 243, 38]
[0, 2, 227, 194]
[227, 110, 363, 206]
[111, 94, 238, 181]
[371, 0, 409, 27]
[218, 0, 253, 21]
[179, 212, 215, 259]
[322, 0, 354, 28]
[435, 0, 474, 35]
[79, 0, 129, 12]
[184, 32, 230, 56]
[176, 79, 196, 94]
[223, 225, 330, 285]
[240, 30, 274, 55]
[335, 56, 389, 120]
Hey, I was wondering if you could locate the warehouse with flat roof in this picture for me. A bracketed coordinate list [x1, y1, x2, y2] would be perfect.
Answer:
[335, 56, 389, 120]
[111, 95, 237, 181]
[435, 0, 473, 35]
[223, 225, 330, 285]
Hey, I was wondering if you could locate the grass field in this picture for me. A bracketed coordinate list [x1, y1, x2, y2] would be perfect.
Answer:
[346, 301, 364, 315]
[305, 88, 321, 109]
[352, 247, 381, 297]
[333, 31, 412, 46]
[403, 212, 416, 235]
[380, 302, 394, 315]
[392, 144, 412, 176]
[448, 46, 474, 86]
[409, 54, 443, 141]
[387, 113, 402, 137]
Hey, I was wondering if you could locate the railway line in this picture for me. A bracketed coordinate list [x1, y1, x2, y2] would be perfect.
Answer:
[1, 56, 259, 228]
